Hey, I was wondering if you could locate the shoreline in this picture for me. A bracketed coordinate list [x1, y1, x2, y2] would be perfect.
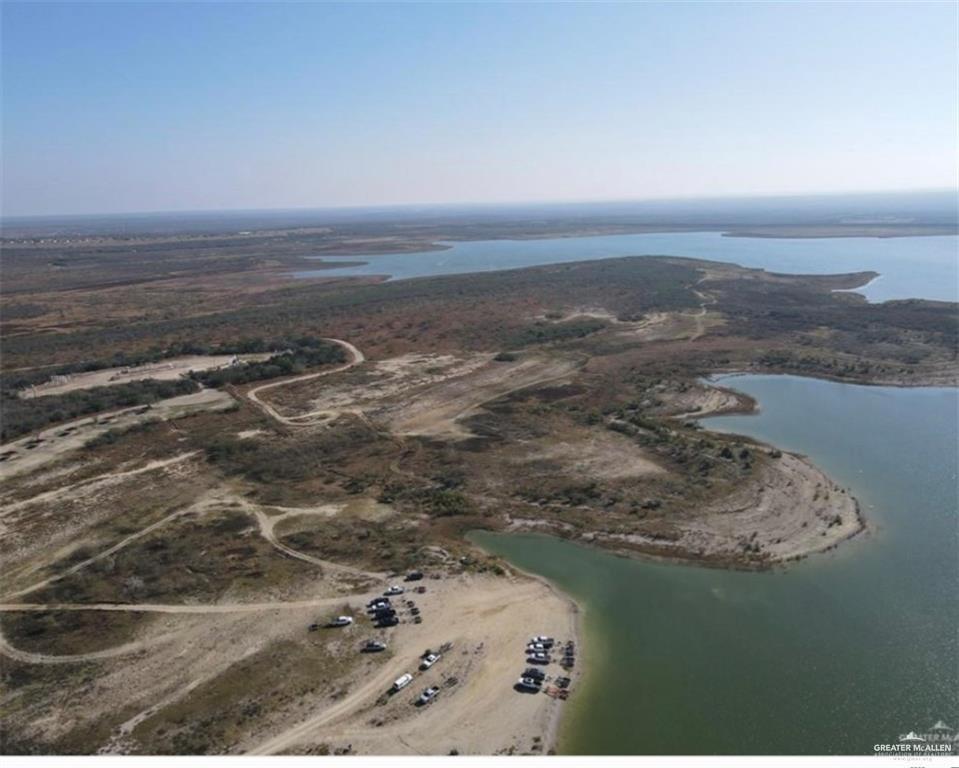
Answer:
[248, 570, 580, 757]
[486, 552, 585, 756]
[708, 367, 959, 390]
[293, 227, 959, 266]
[502, 375, 876, 573]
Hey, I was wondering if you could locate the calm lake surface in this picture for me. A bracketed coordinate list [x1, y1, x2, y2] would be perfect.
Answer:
[295, 232, 959, 302]
[471, 375, 958, 754]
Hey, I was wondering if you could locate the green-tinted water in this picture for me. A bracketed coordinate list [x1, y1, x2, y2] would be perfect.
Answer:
[471, 375, 958, 754]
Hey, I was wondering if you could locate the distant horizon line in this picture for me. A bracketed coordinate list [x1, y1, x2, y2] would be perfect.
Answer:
[2, 186, 955, 222]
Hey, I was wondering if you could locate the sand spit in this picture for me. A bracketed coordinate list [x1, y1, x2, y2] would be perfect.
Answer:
[659, 381, 755, 420]
[596, 450, 863, 567]
[506, 442, 864, 570]
[694, 451, 863, 561]
[509, 378, 864, 569]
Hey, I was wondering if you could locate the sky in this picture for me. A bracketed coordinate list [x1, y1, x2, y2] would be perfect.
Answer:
[1, 1, 957, 217]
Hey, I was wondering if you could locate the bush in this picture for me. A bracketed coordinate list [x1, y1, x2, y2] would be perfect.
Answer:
[1, 379, 198, 442]
[190, 338, 345, 387]
[507, 318, 608, 347]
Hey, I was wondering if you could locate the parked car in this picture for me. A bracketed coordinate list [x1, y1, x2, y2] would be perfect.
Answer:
[329, 616, 353, 627]
[523, 667, 546, 681]
[516, 677, 542, 692]
[420, 652, 441, 670]
[376, 616, 399, 628]
[362, 640, 387, 653]
[405, 571, 424, 582]
[527, 653, 550, 665]
[416, 686, 440, 706]
[384, 585, 405, 596]
[391, 673, 413, 693]
[531, 636, 555, 645]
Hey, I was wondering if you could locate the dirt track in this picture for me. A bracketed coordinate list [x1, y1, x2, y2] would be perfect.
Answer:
[0, 595, 365, 615]
[245, 574, 577, 757]
[0, 625, 179, 665]
[689, 286, 717, 342]
[1, 484, 385, 604]
[0, 388, 234, 481]
[248, 502, 385, 581]
[0, 452, 197, 516]
[246, 338, 365, 425]
[386, 355, 582, 439]
[1, 335, 582, 755]
[20, 353, 273, 398]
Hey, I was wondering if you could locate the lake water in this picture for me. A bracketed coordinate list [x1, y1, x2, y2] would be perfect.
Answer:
[294, 232, 959, 303]
[471, 375, 958, 754]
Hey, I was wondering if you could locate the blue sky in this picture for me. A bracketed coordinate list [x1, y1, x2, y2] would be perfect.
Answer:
[2, 1, 956, 216]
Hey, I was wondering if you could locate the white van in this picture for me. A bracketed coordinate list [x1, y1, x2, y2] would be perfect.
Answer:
[391, 673, 413, 692]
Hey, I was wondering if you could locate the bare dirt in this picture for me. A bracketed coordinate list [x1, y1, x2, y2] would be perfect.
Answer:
[0, 388, 235, 481]
[245, 338, 365, 426]
[384, 355, 581, 439]
[595, 451, 864, 565]
[246, 574, 577, 757]
[516, 430, 665, 480]
[19, 354, 273, 398]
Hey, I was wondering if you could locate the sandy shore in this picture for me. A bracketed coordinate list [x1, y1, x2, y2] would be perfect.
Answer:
[673, 450, 861, 562]
[245, 572, 579, 756]
[513, 379, 866, 569]
[3, 572, 580, 755]
[660, 380, 756, 420]
[593, 448, 864, 568]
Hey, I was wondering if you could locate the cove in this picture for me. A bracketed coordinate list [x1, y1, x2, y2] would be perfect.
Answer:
[470, 375, 958, 754]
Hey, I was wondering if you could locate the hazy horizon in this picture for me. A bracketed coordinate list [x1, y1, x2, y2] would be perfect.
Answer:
[2, 2, 957, 217]
[2, 186, 956, 224]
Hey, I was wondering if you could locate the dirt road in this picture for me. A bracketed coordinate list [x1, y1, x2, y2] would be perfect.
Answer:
[246, 574, 577, 756]
[249, 504, 385, 581]
[0, 452, 197, 516]
[388, 355, 582, 439]
[0, 625, 178, 665]
[689, 286, 718, 342]
[0, 389, 234, 481]
[0, 595, 370, 615]
[246, 338, 365, 426]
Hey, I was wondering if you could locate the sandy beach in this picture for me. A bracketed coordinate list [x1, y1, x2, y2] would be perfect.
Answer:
[2, 571, 581, 756]
[246, 572, 580, 756]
